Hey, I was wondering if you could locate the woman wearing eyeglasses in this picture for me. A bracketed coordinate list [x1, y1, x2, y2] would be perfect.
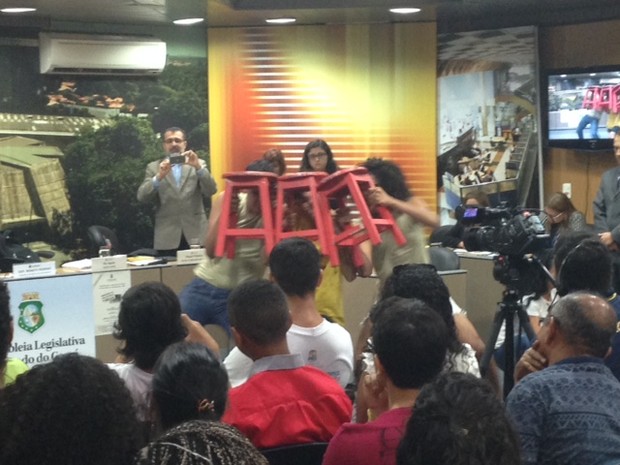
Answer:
[543, 192, 586, 245]
[292, 139, 372, 325]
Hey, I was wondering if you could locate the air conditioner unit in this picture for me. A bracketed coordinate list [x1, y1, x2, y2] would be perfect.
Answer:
[39, 32, 167, 76]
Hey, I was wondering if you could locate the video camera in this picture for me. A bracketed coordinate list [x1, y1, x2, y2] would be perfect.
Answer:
[461, 205, 550, 257]
[460, 205, 552, 295]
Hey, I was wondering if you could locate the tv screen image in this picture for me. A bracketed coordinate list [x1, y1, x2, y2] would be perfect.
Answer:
[545, 67, 620, 151]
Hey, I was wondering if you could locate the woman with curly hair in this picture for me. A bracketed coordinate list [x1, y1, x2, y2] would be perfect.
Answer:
[136, 420, 267, 465]
[362, 157, 439, 287]
[397, 372, 520, 465]
[0, 353, 141, 465]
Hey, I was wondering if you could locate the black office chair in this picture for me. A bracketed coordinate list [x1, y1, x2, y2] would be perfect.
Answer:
[87, 225, 122, 256]
[428, 246, 460, 271]
[261, 442, 329, 465]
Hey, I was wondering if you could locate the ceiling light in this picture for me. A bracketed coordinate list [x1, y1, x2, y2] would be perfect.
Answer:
[173, 17, 204, 25]
[265, 17, 296, 24]
[1, 7, 36, 13]
[390, 8, 421, 14]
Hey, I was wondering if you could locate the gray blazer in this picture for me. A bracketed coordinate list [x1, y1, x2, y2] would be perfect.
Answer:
[137, 159, 217, 250]
[594, 166, 620, 243]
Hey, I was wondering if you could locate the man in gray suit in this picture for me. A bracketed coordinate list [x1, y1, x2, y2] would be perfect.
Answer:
[594, 133, 620, 291]
[137, 127, 217, 255]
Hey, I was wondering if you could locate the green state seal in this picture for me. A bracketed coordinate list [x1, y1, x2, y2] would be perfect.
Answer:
[18, 298, 45, 334]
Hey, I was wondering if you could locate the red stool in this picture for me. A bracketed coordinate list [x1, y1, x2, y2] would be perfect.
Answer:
[582, 86, 600, 109]
[274, 172, 331, 254]
[599, 86, 612, 111]
[214, 171, 278, 259]
[611, 85, 620, 113]
[317, 167, 406, 267]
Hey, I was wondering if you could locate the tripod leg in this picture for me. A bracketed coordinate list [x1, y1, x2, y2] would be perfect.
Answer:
[480, 304, 507, 378]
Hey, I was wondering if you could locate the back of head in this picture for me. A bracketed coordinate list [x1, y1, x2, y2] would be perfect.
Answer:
[0, 353, 141, 465]
[0, 281, 11, 373]
[152, 342, 229, 430]
[246, 159, 278, 173]
[114, 282, 187, 370]
[377, 264, 460, 354]
[397, 372, 520, 465]
[136, 420, 268, 465]
[227, 279, 291, 346]
[551, 292, 617, 358]
[554, 234, 611, 296]
[362, 157, 411, 201]
[269, 238, 321, 297]
[372, 296, 449, 389]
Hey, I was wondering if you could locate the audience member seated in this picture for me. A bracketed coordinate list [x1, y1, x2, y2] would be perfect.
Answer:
[0, 281, 28, 388]
[322, 297, 449, 465]
[150, 342, 229, 434]
[222, 279, 352, 449]
[515, 232, 620, 382]
[397, 372, 520, 465]
[492, 248, 554, 371]
[109, 281, 218, 424]
[136, 420, 268, 465]
[543, 191, 587, 246]
[355, 264, 480, 422]
[224, 237, 354, 388]
[0, 353, 141, 465]
[506, 292, 620, 465]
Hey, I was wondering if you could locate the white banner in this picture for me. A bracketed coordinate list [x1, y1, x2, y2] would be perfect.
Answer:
[7, 274, 96, 367]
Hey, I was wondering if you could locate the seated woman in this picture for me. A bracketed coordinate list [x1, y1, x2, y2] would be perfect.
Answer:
[397, 372, 520, 465]
[138, 341, 267, 465]
[543, 192, 586, 246]
[0, 353, 141, 465]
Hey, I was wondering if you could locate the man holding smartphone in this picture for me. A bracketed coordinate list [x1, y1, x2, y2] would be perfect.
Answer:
[137, 127, 217, 255]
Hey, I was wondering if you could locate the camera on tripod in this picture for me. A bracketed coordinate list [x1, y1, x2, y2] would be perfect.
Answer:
[460, 205, 551, 295]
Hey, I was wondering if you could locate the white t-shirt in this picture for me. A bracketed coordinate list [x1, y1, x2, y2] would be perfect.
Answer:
[108, 363, 153, 421]
[224, 318, 354, 388]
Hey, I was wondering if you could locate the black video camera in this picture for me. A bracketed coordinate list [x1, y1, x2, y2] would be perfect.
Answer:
[462, 206, 550, 257]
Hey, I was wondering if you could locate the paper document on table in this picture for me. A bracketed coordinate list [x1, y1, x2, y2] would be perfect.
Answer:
[127, 256, 166, 266]
[61, 258, 92, 271]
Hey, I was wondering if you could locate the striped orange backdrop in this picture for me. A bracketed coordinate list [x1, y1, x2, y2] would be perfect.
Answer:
[208, 22, 437, 209]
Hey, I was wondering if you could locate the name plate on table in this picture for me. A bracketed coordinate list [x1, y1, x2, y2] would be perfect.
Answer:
[91, 255, 128, 272]
[13, 261, 56, 279]
[177, 248, 205, 265]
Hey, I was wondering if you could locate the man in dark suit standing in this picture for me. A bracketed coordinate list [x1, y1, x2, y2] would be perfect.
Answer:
[137, 127, 217, 255]
[594, 133, 620, 291]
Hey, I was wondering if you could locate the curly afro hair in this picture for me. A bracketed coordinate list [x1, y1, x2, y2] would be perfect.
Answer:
[0, 353, 142, 465]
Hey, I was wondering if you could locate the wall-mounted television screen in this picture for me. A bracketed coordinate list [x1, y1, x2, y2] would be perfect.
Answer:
[543, 66, 620, 151]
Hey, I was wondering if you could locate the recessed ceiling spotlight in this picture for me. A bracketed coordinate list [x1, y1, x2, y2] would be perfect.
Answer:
[389, 8, 421, 14]
[1, 7, 36, 13]
[173, 17, 204, 25]
[265, 17, 296, 24]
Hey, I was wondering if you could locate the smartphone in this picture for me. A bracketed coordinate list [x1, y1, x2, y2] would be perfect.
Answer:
[169, 154, 185, 165]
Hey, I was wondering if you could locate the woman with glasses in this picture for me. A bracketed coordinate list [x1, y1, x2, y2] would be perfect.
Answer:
[291, 139, 372, 325]
[543, 192, 586, 245]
